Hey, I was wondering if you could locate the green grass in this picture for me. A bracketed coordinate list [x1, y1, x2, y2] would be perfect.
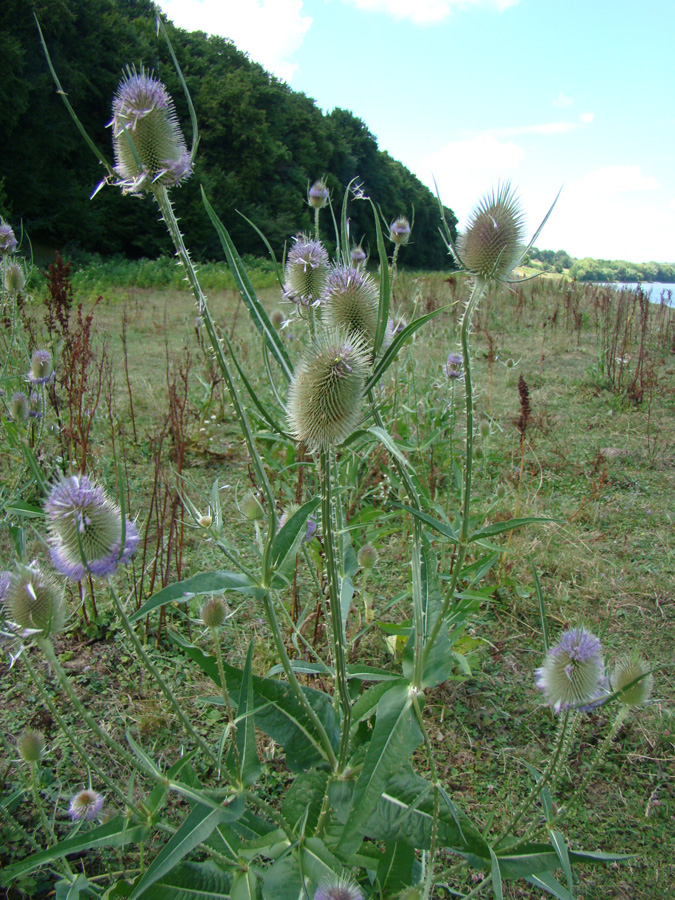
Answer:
[1, 266, 673, 898]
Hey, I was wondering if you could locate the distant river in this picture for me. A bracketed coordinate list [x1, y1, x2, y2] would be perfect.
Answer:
[596, 282, 674, 306]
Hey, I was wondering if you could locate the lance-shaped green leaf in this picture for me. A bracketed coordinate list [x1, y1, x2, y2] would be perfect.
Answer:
[237, 210, 285, 289]
[337, 684, 423, 857]
[300, 837, 346, 885]
[231, 868, 261, 900]
[172, 633, 338, 772]
[108, 861, 233, 900]
[376, 841, 416, 896]
[270, 498, 320, 584]
[282, 769, 330, 835]
[489, 847, 504, 900]
[0, 816, 150, 886]
[54, 874, 92, 900]
[371, 199, 390, 356]
[129, 571, 265, 623]
[393, 504, 459, 544]
[365, 307, 449, 393]
[367, 427, 415, 473]
[236, 641, 262, 787]
[524, 871, 572, 900]
[549, 831, 574, 898]
[202, 188, 293, 382]
[402, 542, 453, 688]
[263, 855, 304, 900]
[468, 516, 557, 543]
[496, 841, 634, 880]
[128, 800, 245, 900]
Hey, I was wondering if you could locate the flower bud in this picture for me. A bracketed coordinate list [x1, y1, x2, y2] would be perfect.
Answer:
[45, 475, 139, 581]
[612, 655, 653, 708]
[68, 789, 104, 821]
[5, 564, 65, 637]
[308, 179, 329, 209]
[9, 391, 29, 421]
[457, 183, 526, 283]
[350, 246, 367, 266]
[270, 309, 285, 329]
[389, 216, 411, 245]
[241, 491, 265, 521]
[111, 68, 192, 195]
[200, 596, 228, 629]
[28, 350, 54, 385]
[4, 262, 25, 293]
[283, 234, 330, 307]
[17, 729, 45, 763]
[479, 421, 491, 439]
[322, 266, 380, 346]
[198, 514, 213, 528]
[496, 484, 507, 500]
[287, 331, 370, 452]
[443, 352, 463, 380]
[357, 543, 378, 569]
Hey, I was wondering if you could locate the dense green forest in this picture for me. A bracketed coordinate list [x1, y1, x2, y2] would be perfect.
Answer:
[0, 0, 457, 267]
[525, 247, 675, 283]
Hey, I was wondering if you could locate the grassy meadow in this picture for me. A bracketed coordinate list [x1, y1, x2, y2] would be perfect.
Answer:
[1, 261, 674, 899]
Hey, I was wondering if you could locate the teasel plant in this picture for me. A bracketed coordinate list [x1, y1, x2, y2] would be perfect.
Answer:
[2, 16, 654, 900]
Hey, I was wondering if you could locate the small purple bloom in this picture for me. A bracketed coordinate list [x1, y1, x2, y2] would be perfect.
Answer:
[535, 627, 606, 713]
[350, 246, 367, 265]
[46, 475, 139, 581]
[389, 216, 411, 245]
[0, 223, 17, 255]
[308, 179, 329, 209]
[69, 789, 104, 821]
[444, 352, 464, 380]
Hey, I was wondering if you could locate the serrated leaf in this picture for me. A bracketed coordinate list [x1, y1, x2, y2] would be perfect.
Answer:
[282, 769, 329, 835]
[300, 837, 346, 884]
[231, 868, 261, 900]
[337, 685, 423, 856]
[376, 841, 415, 896]
[120, 862, 233, 900]
[130, 572, 265, 623]
[262, 855, 304, 900]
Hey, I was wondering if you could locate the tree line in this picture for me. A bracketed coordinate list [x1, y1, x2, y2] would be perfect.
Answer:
[0, 0, 457, 268]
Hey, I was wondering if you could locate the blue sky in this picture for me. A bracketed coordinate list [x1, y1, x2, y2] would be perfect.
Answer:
[156, 0, 675, 263]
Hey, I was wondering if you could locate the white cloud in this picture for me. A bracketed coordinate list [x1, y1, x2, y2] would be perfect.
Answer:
[156, 0, 312, 81]
[579, 112, 594, 124]
[553, 92, 573, 108]
[341, 0, 518, 26]
[497, 121, 580, 136]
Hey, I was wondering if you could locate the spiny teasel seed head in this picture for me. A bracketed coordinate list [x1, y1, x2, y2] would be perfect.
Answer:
[5, 564, 65, 637]
[200, 596, 228, 629]
[17, 729, 45, 763]
[0, 223, 17, 255]
[287, 330, 370, 452]
[308, 179, 329, 209]
[28, 350, 54, 385]
[283, 234, 330, 307]
[9, 391, 29, 421]
[241, 491, 265, 521]
[315, 878, 364, 900]
[456, 183, 526, 283]
[535, 626, 606, 713]
[612, 654, 653, 708]
[45, 474, 139, 581]
[111, 67, 192, 196]
[5, 261, 25, 293]
[389, 216, 411, 245]
[68, 789, 104, 821]
[322, 266, 380, 346]
[357, 543, 378, 569]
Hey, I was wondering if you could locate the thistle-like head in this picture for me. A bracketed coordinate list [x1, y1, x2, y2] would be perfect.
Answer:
[535, 627, 606, 713]
[322, 266, 380, 346]
[612, 654, 653, 708]
[283, 234, 330, 307]
[315, 879, 364, 900]
[4, 564, 65, 637]
[287, 330, 370, 452]
[200, 596, 228, 629]
[443, 352, 463, 380]
[111, 67, 192, 196]
[456, 183, 526, 284]
[9, 391, 29, 421]
[4, 262, 25, 293]
[357, 543, 378, 569]
[390, 216, 411, 245]
[28, 350, 54, 385]
[308, 179, 329, 209]
[17, 729, 46, 763]
[241, 491, 265, 521]
[45, 474, 139, 581]
[68, 789, 104, 821]
[350, 246, 367, 266]
[0, 223, 18, 255]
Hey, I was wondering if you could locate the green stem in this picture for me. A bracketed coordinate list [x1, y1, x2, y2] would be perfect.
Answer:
[108, 582, 217, 765]
[210, 627, 240, 777]
[411, 692, 440, 900]
[319, 449, 352, 772]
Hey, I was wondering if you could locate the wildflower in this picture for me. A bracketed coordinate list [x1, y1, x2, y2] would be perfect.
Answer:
[200, 596, 228, 629]
[308, 179, 329, 209]
[68, 789, 104, 821]
[350, 246, 367, 266]
[283, 234, 330, 307]
[322, 266, 380, 346]
[45, 475, 139, 581]
[17, 729, 45, 763]
[357, 544, 378, 569]
[287, 330, 370, 452]
[535, 627, 605, 713]
[612, 654, 653, 708]
[455, 183, 526, 284]
[4, 262, 25, 293]
[0, 223, 17, 255]
[9, 391, 29, 421]
[315, 879, 364, 900]
[110, 67, 192, 196]
[28, 350, 54, 385]
[4, 564, 65, 637]
[443, 352, 463, 380]
[389, 216, 411, 245]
